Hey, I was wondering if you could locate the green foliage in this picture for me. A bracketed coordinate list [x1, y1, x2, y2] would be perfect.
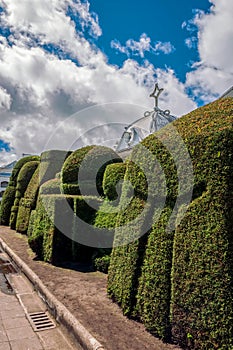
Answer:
[103, 162, 126, 200]
[10, 161, 39, 230]
[16, 161, 39, 195]
[72, 196, 103, 262]
[29, 194, 103, 264]
[39, 178, 61, 195]
[27, 210, 37, 238]
[0, 156, 39, 226]
[171, 130, 233, 349]
[107, 196, 152, 316]
[16, 166, 40, 234]
[108, 97, 233, 348]
[40, 150, 71, 185]
[9, 155, 40, 187]
[29, 195, 74, 263]
[61, 183, 80, 195]
[61, 145, 122, 195]
[61, 146, 94, 184]
[136, 208, 174, 340]
[0, 186, 16, 225]
[94, 255, 110, 273]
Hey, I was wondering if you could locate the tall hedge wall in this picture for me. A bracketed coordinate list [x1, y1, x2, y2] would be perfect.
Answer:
[171, 128, 233, 347]
[9, 155, 40, 187]
[108, 133, 177, 318]
[10, 160, 39, 230]
[102, 162, 126, 200]
[40, 150, 71, 185]
[0, 186, 16, 225]
[0, 155, 39, 226]
[61, 145, 122, 196]
[16, 166, 40, 233]
[29, 194, 103, 264]
[108, 97, 233, 348]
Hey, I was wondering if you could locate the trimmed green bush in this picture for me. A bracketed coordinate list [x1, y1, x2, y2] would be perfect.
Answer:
[136, 207, 174, 340]
[39, 178, 61, 195]
[108, 97, 233, 348]
[171, 128, 233, 348]
[61, 145, 122, 196]
[60, 183, 80, 195]
[30, 194, 103, 264]
[27, 210, 37, 239]
[9, 155, 40, 187]
[103, 162, 127, 200]
[72, 196, 103, 262]
[0, 186, 16, 225]
[61, 146, 95, 185]
[108, 135, 176, 318]
[94, 255, 110, 273]
[0, 156, 39, 226]
[16, 166, 40, 234]
[10, 161, 39, 230]
[39, 150, 71, 185]
[29, 195, 74, 263]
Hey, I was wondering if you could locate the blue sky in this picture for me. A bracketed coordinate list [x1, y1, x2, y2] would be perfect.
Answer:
[90, 0, 210, 82]
[0, 0, 232, 165]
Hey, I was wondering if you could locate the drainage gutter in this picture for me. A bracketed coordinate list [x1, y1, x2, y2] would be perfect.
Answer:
[0, 237, 105, 350]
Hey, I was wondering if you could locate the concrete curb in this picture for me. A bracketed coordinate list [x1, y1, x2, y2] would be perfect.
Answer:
[0, 237, 105, 350]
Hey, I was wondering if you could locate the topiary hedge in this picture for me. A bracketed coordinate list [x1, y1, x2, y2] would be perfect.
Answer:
[29, 194, 103, 264]
[9, 155, 40, 187]
[108, 97, 233, 348]
[107, 135, 176, 318]
[39, 150, 71, 185]
[170, 127, 233, 348]
[10, 160, 39, 230]
[61, 145, 122, 196]
[39, 178, 61, 195]
[136, 207, 174, 341]
[0, 186, 16, 225]
[16, 166, 40, 234]
[103, 162, 126, 200]
[61, 146, 94, 185]
[0, 155, 39, 226]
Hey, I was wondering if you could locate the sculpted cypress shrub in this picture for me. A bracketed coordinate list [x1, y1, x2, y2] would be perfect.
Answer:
[10, 160, 39, 230]
[108, 97, 233, 349]
[103, 162, 126, 200]
[29, 194, 74, 263]
[171, 126, 233, 349]
[39, 178, 61, 195]
[61, 145, 122, 196]
[107, 139, 172, 316]
[0, 186, 16, 225]
[40, 150, 71, 185]
[0, 155, 39, 226]
[16, 166, 40, 234]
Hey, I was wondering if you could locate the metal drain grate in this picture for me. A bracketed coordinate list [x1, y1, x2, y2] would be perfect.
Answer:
[27, 311, 56, 332]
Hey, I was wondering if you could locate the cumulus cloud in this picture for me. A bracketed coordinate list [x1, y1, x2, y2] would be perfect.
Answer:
[0, 86, 12, 111]
[111, 33, 175, 58]
[1, 0, 232, 165]
[184, 0, 233, 102]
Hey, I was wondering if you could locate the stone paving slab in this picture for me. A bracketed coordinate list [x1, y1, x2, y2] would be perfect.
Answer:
[0, 275, 81, 350]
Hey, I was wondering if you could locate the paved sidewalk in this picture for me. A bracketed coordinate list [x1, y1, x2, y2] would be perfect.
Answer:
[0, 249, 82, 350]
[0, 290, 44, 350]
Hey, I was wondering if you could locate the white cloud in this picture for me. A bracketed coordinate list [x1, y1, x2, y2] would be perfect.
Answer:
[0, 86, 12, 111]
[5, 0, 233, 165]
[111, 33, 175, 58]
[185, 37, 197, 49]
[185, 0, 233, 102]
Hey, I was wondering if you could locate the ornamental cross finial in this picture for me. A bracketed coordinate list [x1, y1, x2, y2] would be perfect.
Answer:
[149, 83, 164, 108]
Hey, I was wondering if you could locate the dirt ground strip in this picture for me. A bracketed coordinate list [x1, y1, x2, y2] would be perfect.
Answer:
[0, 226, 181, 350]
